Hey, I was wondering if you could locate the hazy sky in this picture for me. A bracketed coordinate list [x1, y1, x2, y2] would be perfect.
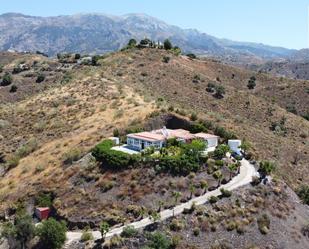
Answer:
[1, 0, 308, 49]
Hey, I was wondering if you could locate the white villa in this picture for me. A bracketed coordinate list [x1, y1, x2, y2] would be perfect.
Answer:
[126, 127, 219, 151]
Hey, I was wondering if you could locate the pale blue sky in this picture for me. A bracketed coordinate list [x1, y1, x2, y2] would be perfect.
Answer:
[1, 0, 308, 49]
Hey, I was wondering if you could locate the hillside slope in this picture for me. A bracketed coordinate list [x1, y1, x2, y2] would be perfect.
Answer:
[99, 48, 308, 186]
[0, 48, 308, 240]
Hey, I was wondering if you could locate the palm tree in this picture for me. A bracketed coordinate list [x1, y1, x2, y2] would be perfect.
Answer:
[138, 207, 146, 220]
[157, 200, 164, 212]
[172, 191, 182, 216]
[239, 140, 251, 156]
[150, 211, 161, 223]
[100, 221, 110, 240]
[213, 170, 223, 187]
[236, 161, 241, 174]
[200, 180, 208, 194]
[228, 163, 238, 180]
[259, 161, 276, 178]
[189, 183, 195, 199]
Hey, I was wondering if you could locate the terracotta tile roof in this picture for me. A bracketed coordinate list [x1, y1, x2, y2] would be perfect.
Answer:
[127, 132, 166, 142]
[194, 133, 219, 139]
[36, 207, 50, 211]
[127, 129, 219, 143]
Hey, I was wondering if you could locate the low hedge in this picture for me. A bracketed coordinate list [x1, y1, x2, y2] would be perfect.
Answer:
[92, 140, 139, 169]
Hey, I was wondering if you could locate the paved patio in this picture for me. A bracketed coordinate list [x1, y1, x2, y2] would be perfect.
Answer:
[111, 145, 140, 154]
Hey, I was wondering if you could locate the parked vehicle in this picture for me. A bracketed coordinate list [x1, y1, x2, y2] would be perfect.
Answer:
[231, 152, 243, 160]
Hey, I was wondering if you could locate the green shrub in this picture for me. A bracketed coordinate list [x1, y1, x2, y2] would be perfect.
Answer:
[171, 46, 182, 56]
[206, 82, 216, 93]
[74, 53, 81, 60]
[62, 148, 82, 165]
[61, 73, 72, 84]
[1, 214, 35, 248]
[127, 39, 137, 48]
[162, 56, 170, 63]
[209, 196, 219, 204]
[121, 226, 138, 238]
[225, 221, 236, 231]
[9, 85, 18, 93]
[6, 155, 20, 170]
[270, 117, 287, 136]
[81, 231, 93, 242]
[190, 112, 198, 121]
[13, 66, 22, 74]
[159, 139, 206, 175]
[213, 144, 230, 159]
[159, 154, 200, 176]
[145, 231, 172, 249]
[36, 218, 67, 249]
[36, 73, 45, 83]
[171, 235, 182, 248]
[301, 112, 309, 121]
[35, 165, 45, 174]
[139, 38, 152, 47]
[166, 138, 181, 148]
[100, 221, 110, 239]
[257, 214, 270, 234]
[193, 227, 200, 236]
[297, 185, 309, 205]
[301, 223, 309, 238]
[91, 55, 100, 66]
[258, 161, 275, 177]
[192, 75, 200, 83]
[214, 126, 236, 141]
[163, 39, 173, 50]
[187, 53, 197, 59]
[36, 193, 53, 207]
[189, 122, 208, 133]
[106, 235, 123, 247]
[286, 104, 297, 114]
[251, 176, 261, 186]
[16, 138, 38, 158]
[169, 219, 184, 231]
[247, 76, 256, 89]
[215, 160, 224, 167]
[1, 72, 12, 86]
[220, 188, 232, 198]
[214, 85, 225, 98]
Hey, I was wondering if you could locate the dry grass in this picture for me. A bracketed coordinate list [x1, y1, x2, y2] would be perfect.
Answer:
[0, 65, 156, 210]
[100, 48, 309, 188]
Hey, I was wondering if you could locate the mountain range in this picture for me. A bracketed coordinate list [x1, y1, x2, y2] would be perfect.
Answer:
[0, 12, 300, 61]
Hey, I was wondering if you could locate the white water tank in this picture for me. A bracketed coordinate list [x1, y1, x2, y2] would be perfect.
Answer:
[109, 137, 120, 145]
[228, 140, 241, 154]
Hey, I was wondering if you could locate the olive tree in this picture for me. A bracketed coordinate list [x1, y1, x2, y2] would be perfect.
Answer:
[1, 214, 35, 249]
[36, 218, 67, 249]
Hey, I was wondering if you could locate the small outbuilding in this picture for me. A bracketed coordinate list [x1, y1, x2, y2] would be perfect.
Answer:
[109, 137, 120, 145]
[35, 207, 50, 220]
[195, 133, 219, 149]
[228, 140, 242, 154]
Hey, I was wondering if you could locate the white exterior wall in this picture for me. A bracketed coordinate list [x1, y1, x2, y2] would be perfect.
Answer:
[228, 140, 242, 154]
[109, 137, 120, 145]
[206, 137, 218, 148]
[127, 137, 163, 151]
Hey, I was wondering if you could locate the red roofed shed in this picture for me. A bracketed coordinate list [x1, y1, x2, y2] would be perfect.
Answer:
[35, 207, 50, 220]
